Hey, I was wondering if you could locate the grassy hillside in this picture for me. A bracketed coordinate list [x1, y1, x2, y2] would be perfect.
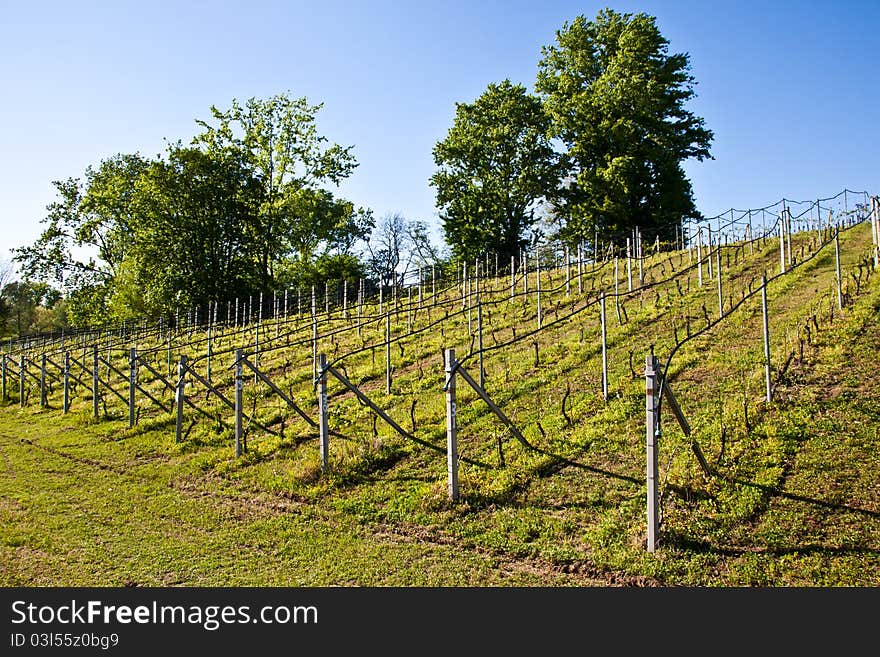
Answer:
[2, 221, 878, 586]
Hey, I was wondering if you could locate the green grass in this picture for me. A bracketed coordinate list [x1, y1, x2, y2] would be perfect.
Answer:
[1, 224, 878, 586]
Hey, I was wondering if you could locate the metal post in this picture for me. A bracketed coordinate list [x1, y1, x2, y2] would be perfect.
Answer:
[206, 325, 212, 384]
[318, 353, 329, 471]
[707, 227, 713, 279]
[385, 311, 392, 394]
[445, 348, 459, 502]
[510, 255, 515, 299]
[762, 275, 772, 403]
[779, 212, 786, 274]
[696, 227, 703, 287]
[253, 323, 259, 385]
[129, 347, 136, 428]
[40, 353, 47, 408]
[234, 349, 243, 457]
[835, 229, 843, 310]
[637, 234, 643, 286]
[716, 245, 723, 318]
[20, 355, 26, 408]
[343, 279, 348, 319]
[536, 254, 542, 329]
[312, 312, 318, 382]
[357, 279, 363, 337]
[577, 242, 583, 294]
[175, 355, 186, 443]
[600, 292, 608, 401]
[626, 237, 633, 291]
[785, 207, 792, 267]
[477, 298, 484, 388]
[565, 245, 571, 296]
[63, 352, 70, 413]
[646, 353, 659, 552]
[92, 345, 99, 418]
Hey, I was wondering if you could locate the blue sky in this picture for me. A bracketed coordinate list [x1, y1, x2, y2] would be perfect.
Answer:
[1, 0, 877, 266]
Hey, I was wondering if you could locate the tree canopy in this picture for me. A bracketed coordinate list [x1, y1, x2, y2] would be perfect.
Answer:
[13, 93, 377, 327]
[535, 9, 713, 248]
[431, 80, 557, 262]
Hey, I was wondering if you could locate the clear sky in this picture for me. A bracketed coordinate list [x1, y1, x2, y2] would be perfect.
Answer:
[1, 0, 877, 267]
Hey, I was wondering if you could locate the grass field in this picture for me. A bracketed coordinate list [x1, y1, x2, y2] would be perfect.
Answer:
[2, 223, 878, 586]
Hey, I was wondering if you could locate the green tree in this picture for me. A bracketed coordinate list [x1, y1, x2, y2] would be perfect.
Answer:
[128, 145, 265, 315]
[536, 9, 713, 248]
[194, 93, 368, 284]
[12, 153, 151, 325]
[431, 80, 557, 261]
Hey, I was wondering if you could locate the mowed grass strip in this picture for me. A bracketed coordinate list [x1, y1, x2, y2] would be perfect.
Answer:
[0, 412, 612, 586]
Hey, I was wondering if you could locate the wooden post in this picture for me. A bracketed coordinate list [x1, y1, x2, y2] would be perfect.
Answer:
[175, 355, 186, 443]
[40, 353, 47, 408]
[762, 275, 772, 403]
[92, 345, 99, 418]
[834, 229, 843, 310]
[432, 264, 436, 304]
[19, 354, 26, 408]
[234, 349, 243, 457]
[645, 353, 659, 553]
[129, 347, 136, 428]
[343, 279, 348, 319]
[318, 352, 329, 471]
[445, 348, 459, 502]
[63, 352, 70, 413]
[385, 311, 392, 394]
[600, 292, 608, 401]
[2, 354, 7, 402]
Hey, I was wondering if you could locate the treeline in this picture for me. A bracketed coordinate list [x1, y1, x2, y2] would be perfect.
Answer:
[9, 8, 713, 336]
[10, 96, 439, 332]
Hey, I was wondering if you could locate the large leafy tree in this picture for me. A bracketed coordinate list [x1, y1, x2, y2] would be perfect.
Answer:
[126, 145, 265, 315]
[536, 9, 713, 247]
[12, 153, 151, 324]
[194, 93, 370, 285]
[431, 80, 557, 261]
